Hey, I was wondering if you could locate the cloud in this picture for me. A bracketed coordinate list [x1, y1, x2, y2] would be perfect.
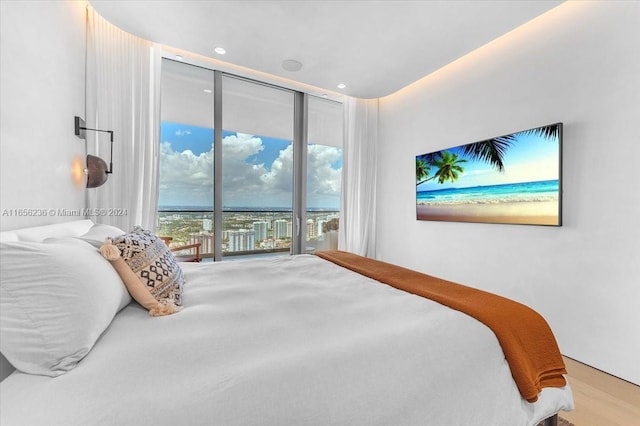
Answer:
[175, 129, 192, 136]
[159, 135, 341, 208]
[261, 144, 293, 192]
[307, 144, 342, 195]
[159, 141, 214, 206]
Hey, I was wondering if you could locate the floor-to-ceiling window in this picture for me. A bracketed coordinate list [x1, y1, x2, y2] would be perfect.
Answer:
[221, 76, 294, 257]
[306, 96, 343, 251]
[157, 58, 342, 259]
[156, 59, 215, 259]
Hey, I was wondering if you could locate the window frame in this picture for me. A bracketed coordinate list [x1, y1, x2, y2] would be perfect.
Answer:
[159, 58, 341, 260]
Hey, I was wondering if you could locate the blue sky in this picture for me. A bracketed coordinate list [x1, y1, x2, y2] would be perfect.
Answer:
[159, 122, 342, 209]
[161, 122, 342, 173]
[416, 130, 560, 192]
[161, 123, 287, 168]
[161, 122, 215, 156]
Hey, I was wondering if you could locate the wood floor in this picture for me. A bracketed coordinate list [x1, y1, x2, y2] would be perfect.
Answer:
[560, 356, 640, 425]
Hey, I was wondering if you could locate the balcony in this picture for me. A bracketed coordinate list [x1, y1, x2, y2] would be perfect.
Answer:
[156, 209, 339, 260]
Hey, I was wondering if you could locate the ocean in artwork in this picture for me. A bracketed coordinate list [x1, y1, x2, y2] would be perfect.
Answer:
[417, 179, 559, 206]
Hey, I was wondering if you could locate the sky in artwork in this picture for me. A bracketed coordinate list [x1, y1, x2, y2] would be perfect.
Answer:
[416, 130, 560, 192]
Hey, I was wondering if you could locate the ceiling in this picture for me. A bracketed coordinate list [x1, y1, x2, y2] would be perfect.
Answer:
[90, 0, 563, 99]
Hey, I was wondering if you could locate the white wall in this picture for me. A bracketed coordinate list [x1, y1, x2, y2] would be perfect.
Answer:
[0, 0, 87, 232]
[0, 0, 87, 380]
[377, 1, 640, 384]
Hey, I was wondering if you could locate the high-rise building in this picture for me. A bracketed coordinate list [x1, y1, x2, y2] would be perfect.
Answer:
[189, 233, 214, 256]
[274, 219, 288, 239]
[228, 229, 256, 252]
[306, 218, 316, 238]
[203, 218, 213, 231]
[252, 221, 269, 242]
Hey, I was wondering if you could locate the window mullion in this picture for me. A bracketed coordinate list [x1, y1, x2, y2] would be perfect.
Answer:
[292, 92, 308, 255]
[213, 70, 223, 261]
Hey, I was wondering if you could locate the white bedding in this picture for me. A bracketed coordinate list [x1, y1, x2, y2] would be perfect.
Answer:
[0, 255, 573, 426]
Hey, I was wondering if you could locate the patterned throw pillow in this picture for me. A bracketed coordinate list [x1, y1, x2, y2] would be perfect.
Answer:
[112, 227, 184, 305]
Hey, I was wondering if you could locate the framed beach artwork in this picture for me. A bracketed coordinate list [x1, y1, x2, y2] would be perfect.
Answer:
[416, 123, 562, 226]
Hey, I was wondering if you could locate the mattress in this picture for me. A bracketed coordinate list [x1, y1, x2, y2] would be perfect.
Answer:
[0, 254, 573, 426]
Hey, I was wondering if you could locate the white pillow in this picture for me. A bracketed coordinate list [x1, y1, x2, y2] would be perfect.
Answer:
[77, 223, 126, 247]
[0, 219, 94, 243]
[0, 238, 130, 377]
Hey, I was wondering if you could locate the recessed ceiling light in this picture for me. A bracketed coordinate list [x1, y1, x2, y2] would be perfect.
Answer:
[282, 59, 303, 72]
[175, 55, 184, 61]
[337, 83, 347, 89]
[214, 47, 226, 55]
[203, 89, 213, 94]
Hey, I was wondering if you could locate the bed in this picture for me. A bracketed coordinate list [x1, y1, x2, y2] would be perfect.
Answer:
[0, 220, 573, 426]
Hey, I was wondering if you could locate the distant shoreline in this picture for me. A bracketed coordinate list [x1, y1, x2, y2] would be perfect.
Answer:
[416, 201, 559, 225]
[416, 179, 559, 206]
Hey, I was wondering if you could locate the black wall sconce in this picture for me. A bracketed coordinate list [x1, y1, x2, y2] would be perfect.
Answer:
[74, 116, 114, 188]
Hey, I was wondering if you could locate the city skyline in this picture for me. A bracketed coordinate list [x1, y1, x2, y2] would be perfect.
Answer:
[157, 210, 339, 255]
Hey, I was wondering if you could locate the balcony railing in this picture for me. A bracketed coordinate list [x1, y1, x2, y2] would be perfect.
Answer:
[156, 209, 339, 259]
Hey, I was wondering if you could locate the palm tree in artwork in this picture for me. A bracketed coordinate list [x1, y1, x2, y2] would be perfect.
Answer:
[459, 137, 513, 172]
[460, 123, 560, 172]
[416, 157, 431, 185]
[521, 123, 561, 140]
[416, 151, 467, 186]
[417, 151, 467, 185]
[432, 151, 467, 184]
[417, 124, 560, 186]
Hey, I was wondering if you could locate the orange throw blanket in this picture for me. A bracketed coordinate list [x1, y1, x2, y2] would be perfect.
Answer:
[316, 250, 567, 403]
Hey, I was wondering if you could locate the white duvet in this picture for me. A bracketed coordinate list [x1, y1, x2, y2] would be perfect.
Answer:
[0, 255, 573, 426]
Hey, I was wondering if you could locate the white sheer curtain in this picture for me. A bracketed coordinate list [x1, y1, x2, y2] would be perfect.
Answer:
[338, 97, 378, 257]
[85, 6, 160, 231]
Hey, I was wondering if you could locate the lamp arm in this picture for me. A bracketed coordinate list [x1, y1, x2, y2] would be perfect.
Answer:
[78, 125, 114, 174]
[73, 116, 114, 181]
[108, 131, 114, 174]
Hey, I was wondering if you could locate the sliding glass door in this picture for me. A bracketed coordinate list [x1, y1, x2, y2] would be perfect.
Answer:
[157, 59, 215, 259]
[306, 96, 343, 251]
[157, 58, 342, 260]
[221, 76, 294, 257]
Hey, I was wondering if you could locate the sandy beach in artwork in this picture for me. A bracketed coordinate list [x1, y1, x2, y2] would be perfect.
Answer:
[416, 200, 560, 225]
